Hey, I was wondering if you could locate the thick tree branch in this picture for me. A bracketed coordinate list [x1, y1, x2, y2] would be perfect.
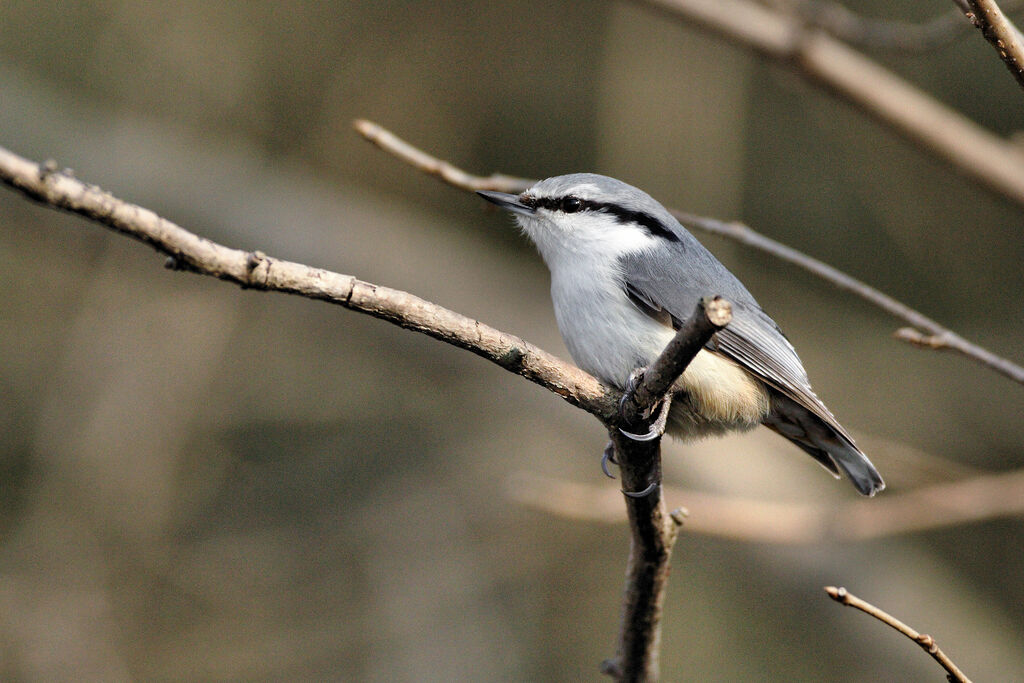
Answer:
[825, 586, 972, 682]
[633, 0, 1024, 207]
[605, 298, 731, 681]
[959, 0, 1024, 91]
[356, 120, 1024, 386]
[0, 147, 731, 681]
[0, 145, 618, 423]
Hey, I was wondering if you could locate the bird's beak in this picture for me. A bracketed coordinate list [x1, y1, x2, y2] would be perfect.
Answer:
[477, 190, 536, 217]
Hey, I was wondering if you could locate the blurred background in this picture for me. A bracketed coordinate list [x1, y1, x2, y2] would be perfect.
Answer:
[1, 1, 1022, 680]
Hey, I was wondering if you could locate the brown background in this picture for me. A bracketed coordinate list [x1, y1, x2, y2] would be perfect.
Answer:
[1, 2, 1022, 680]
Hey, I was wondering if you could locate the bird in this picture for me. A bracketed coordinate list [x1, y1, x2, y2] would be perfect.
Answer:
[478, 173, 884, 496]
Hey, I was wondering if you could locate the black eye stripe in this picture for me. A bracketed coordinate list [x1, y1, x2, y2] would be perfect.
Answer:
[523, 194, 680, 243]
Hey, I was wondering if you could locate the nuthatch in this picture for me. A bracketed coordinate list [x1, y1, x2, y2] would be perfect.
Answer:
[480, 174, 884, 496]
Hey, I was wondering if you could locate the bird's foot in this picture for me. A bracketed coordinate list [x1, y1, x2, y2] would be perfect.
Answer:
[619, 391, 673, 442]
[614, 368, 667, 497]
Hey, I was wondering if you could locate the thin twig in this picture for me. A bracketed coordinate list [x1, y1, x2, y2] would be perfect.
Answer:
[670, 212, 1024, 385]
[354, 120, 1024, 386]
[354, 119, 533, 193]
[618, 296, 733, 427]
[633, 0, 1024, 207]
[959, 0, 1024, 91]
[0, 145, 618, 424]
[825, 586, 972, 682]
[606, 298, 731, 681]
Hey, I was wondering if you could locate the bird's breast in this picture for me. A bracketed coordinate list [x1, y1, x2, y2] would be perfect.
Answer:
[549, 265, 672, 388]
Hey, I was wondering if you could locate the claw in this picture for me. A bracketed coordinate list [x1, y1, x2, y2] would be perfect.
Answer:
[625, 368, 645, 394]
[601, 442, 617, 478]
[618, 393, 674, 442]
[617, 368, 647, 416]
[618, 426, 661, 442]
[622, 480, 659, 498]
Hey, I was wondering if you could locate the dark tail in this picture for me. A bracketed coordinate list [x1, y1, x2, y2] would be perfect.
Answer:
[763, 391, 885, 497]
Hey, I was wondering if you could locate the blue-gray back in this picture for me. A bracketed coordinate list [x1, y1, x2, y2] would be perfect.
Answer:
[618, 218, 854, 443]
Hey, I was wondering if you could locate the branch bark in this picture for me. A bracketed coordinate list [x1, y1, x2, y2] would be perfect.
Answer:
[825, 586, 972, 682]
[606, 298, 731, 681]
[618, 297, 733, 427]
[0, 146, 618, 424]
[0, 141, 735, 681]
[356, 120, 1024, 387]
[958, 0, 1024, 91]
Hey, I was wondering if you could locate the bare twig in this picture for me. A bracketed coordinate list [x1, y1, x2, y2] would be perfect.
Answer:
[958, 0, 1024, 91]
[0, 145, 618, 424]
[603, 426, 675, 682]
[357, 119, 532, 195]
[618, 296, 733, 427]
[633, 0, 1024, 207]
[825, 586, 972, 682]
[606, 298, 731, 681]
[670, 212, 1024, 386]
[892, 327, 1024, 380]
[354, 119, 532, 193]
[355, 120, 1024, 386]
[507, 467, 1024, 544]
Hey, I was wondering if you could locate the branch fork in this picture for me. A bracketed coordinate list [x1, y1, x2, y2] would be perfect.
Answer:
[1, 114, 1007, 681]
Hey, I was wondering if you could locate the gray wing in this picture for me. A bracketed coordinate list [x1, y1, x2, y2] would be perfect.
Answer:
[619, 245, 855, 443]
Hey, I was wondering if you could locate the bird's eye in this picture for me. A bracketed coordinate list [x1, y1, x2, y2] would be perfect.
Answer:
[560, 196, 582, 213]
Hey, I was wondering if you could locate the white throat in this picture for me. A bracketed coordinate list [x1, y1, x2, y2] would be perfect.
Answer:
[516, 211, 668, 387]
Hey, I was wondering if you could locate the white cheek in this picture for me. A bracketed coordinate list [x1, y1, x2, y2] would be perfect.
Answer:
[519, 211, 656, 266]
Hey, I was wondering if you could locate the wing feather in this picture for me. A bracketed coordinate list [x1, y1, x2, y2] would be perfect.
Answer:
[619, 248, 855, 444]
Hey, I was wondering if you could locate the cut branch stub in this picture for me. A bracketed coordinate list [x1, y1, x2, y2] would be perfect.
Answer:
[617, 296, 733, 433]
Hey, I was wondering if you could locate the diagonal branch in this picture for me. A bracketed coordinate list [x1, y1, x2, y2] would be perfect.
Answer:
[958, 0, 1024, 91]
[825, 586, 972, 682]
[668, 211, 1024, 385]
[355, 120, 1024, 386]
[633, 0, 1024, 207]
[2, 140, 709, 682]
[0, 145, 618, 424]
[353, 121, 535, 193]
